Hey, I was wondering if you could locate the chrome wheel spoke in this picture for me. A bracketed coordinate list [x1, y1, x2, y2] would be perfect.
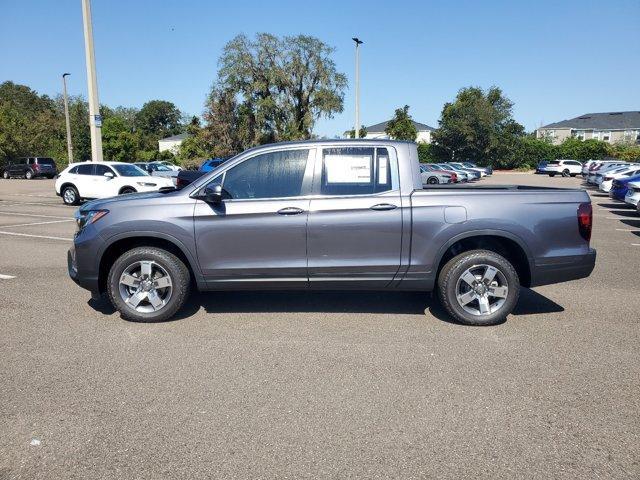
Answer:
[488, 286, 508, 298]
[153, 276, 171, 289]
[140, 261, 153, 278]
[478, 296, 490, 314]
[127, 291, 147, 308]
[120, 273, 140, 288]
[482, 266, 498, 284]
[457, 290, 476, 306]
[460, 271, 477, 288]
[147, 290, 163, 310]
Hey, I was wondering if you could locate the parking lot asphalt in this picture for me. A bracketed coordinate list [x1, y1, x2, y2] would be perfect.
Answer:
[0, 175, 638, 479]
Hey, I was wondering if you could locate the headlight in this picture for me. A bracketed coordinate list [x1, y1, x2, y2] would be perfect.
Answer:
[75, 209, 109, 233]
[136, 182, 157, 187]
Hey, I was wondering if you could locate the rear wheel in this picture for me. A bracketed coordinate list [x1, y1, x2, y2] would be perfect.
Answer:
[24, 170, 33, 180]
[437, 249, 520, 326]
[548, 173, 555, 177]
[2, 170, 9, 179]
[107, 247, 190, 322]
[427, 176, 439, 185]
[61, 185, 80, 206]
[562, 169, 570, 177]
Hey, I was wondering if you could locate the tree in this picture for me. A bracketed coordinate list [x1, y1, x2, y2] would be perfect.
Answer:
[135, 100, 183, 140]
[346, 125, 367, 139]
[431, 86, 525, 166]
[385, 105, 417, 141]
[102, 116, 140, 162]
[202, 33, 347, 155]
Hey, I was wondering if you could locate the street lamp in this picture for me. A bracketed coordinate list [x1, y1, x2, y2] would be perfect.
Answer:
[62, 73, 74, 163]
[81, 0, 103, 161]
[352, 37, 363, 139]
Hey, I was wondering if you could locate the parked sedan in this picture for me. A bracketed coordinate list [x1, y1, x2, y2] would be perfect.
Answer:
[2, 157, 58, 179]
[419, 164, 456, 184]
[610, 174, 640, 201]
[134, 162, 179, 184]
[431, 163, 469, 182]
[599, 165, 640, 192]
[587, 162, 629, 185]
[461, 162, 492, 175]
[444, 163, 481, 180]
[624, 181, 640, 211]
[449, 162, 487, 177]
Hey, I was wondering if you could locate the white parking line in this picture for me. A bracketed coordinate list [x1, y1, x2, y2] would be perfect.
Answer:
[5, 193, 58, 198]
[0, 231, 73, 241]
[2, 219, 75, 228]
[616, 229, 639, 232]
[0, 201, 66, 207]
[0, 274, 16, 280]
[0, 211, 73, 220]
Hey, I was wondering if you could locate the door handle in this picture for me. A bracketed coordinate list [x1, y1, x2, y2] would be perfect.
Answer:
[277, 207, 305, 215]
[369, 203, 397, 211]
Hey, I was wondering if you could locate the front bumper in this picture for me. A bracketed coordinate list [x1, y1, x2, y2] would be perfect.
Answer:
[530, 249, 596, 287]
[67, 226, 104, 295]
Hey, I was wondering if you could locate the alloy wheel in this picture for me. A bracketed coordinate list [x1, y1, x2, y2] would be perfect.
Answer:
[118, 260, 173, 313]
[455, 264, 509, 316]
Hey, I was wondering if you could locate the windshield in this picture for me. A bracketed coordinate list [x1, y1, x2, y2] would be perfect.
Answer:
[152, 164, 172, 171]
[113, 164, 148, 177]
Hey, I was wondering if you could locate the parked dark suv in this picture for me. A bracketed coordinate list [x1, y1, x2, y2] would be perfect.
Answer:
[2, 157, 58, 179]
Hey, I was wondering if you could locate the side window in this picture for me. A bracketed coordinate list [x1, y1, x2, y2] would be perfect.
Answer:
[321, 147, 394, 196]
[222, 149, 310, 200]
[68, 166, 78, 174]
[76, 164, 94, 175]
[27, 158, 35, 165]
[94, 164, 114, 176]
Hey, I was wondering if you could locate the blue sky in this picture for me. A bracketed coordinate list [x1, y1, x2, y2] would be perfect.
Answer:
[1, 0, 639, 137]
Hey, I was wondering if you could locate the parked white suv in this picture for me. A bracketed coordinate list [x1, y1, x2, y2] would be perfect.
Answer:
[55, 162, 174, 205]
[544, 159, 582, 177]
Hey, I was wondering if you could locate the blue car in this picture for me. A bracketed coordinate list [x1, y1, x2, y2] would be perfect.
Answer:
[200, 158, 226, 172]
[610, 173, 640, 201]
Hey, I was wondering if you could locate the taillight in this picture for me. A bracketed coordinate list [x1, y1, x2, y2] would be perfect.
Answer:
[451, 173, 458, 182]
[577, 203, 592, 242]
[604, 176, 612, 181]
[32, 163, 40, 170]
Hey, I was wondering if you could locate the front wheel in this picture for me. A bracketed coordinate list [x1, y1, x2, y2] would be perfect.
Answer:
[25, 170, 33, 180]
[548, 173, 555, 177]
[427, 176, 439, 185]
[62, 185, 80, 205]
[119, 187, 136, 195]
[437, 250, 520, 326]
[2, 170, 9, 179]
[107, 247, 190, 322]
[562, 169, 570, 177]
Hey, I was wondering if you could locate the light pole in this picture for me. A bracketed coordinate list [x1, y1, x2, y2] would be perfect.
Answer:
[81, 0, 103, 162]
[62, 73, 74, 163]
[352, 37, 363, 139]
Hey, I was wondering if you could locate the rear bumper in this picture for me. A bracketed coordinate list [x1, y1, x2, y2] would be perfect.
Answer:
[529, 249, 596, 287]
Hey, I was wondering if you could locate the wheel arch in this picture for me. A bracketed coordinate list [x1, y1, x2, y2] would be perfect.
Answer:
[118, 186, 137, 195]
[97, 233, 205, 294]
[434, 230, 532, 287]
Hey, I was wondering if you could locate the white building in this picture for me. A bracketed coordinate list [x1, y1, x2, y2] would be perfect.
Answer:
[158, 133, 188, 154]
[363, 120, 435, 143]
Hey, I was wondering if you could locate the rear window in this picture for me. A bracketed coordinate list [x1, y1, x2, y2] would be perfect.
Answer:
[36, 158, 55, 166]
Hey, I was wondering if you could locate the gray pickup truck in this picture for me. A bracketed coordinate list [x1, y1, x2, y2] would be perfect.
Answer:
[68, 140, 596, 325]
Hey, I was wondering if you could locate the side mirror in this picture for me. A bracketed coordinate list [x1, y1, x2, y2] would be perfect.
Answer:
[202, 184, 223, 204]
[104, 171, 114, 179]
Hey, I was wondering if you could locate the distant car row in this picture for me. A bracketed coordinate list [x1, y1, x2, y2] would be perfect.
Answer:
[419, 162, 493, 185]
[581, 160, 640, 214]
[2, 157, 58, 179]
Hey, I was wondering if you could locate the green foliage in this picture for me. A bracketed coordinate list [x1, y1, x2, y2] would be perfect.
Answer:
[558, 137, 609, 160]
[432, 86, 525, 167]
[102, 117, 139, 162]
[346, 125, 367, 139]
[203, 33, 347, 155]
[385, 105, 417, 141]
[417, 143, 438, 163]
[135, 100, 183, 140]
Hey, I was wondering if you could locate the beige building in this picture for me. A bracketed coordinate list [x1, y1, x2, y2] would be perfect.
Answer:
[158, 133, 188, 154]
[537, 111, 640, 145]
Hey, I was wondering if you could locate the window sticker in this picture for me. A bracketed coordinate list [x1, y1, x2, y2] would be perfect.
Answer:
[325, 155, 372, 183]
[378, 156, 389, 184]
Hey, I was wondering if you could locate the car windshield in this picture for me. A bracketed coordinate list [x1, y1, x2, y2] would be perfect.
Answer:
[113, 164, 148, 177]
[152, 164, 172, 171]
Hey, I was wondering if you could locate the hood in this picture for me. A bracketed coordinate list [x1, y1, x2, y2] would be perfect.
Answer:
[80, 190, 179, 212]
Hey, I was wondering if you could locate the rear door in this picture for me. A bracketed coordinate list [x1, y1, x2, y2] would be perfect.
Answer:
[307, 146, 403, 288]
[193, 147, 314, 287]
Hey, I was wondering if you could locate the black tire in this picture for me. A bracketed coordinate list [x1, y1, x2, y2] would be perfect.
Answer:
[61, 185, 80, 205]
[427, 176, 439, 185]
[570, 174, 577, 177]
[437, 249, 520, 326]
[107, 247, 190, 322]
[562, 169, 570, 177]
[120, 187, 136, 195]
[24, 170, 33, 180]
[548, 173, 555, 177]
[2, 170, 9, 179]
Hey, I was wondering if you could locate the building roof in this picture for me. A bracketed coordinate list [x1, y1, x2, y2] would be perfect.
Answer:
[541, 111, 640, 130]
[365, 119, 435, 133]
[158, 133, 188, 142]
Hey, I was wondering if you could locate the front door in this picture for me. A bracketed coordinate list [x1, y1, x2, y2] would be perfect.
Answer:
[307, 146, 403, 288]
[194, 147, 314, 288]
